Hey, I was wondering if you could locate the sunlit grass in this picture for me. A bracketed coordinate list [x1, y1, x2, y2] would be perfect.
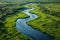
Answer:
[42, 4, 60, 12]
[5, 11, 28, 27]
[27, 4, 60, 40]
[4, 11, 31, 40]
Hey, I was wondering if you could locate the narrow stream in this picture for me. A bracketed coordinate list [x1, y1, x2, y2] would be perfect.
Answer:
[16, 8, 53, 40]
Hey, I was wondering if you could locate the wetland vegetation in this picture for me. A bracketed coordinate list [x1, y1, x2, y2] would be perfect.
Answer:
[27, 3, 60, 40]
[0, 0, 60, 40]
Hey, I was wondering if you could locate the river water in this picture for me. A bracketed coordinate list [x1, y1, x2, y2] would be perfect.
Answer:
[16, 8, 53, 40]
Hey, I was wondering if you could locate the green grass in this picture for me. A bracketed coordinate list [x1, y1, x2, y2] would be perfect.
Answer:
[0, 2, 60, 40]
[5, 11, 29, 27]
[0, 3, 32, 40]
[40, 4, 60, 17]
[26, 3, 60, 40]
[1, 11, 31, 40]
[42, 4, 60, 11]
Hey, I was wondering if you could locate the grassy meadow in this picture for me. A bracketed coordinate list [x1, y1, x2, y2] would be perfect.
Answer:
[0, 0, 60, 40]
[27, 3, 60, 40]
[0, 3, 31, 40]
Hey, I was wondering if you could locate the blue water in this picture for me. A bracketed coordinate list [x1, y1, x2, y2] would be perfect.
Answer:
[16, 8, 53, 40]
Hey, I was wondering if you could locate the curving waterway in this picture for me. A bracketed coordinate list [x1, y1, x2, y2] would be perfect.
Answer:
[16, 8, 53, 40]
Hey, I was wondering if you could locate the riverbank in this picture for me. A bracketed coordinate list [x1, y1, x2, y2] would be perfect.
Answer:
[4, 11, 31, 40]
[16, 7, 53, 40]
[26, 4, 60, 40]
[0, 2, 60, 40]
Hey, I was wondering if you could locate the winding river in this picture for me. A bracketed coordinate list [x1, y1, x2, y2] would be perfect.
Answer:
[16, 8, 53, 40]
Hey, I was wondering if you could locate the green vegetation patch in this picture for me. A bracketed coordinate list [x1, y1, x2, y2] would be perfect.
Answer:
[27, 4, 60, 40]
[3, 11, 31, 40]
[0, 3, 32, 40]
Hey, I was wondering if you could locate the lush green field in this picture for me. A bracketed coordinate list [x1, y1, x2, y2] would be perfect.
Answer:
[27, 3, 60, 40]
[0, 3, 31, 40]
[40, 4, 60, 17]
[4, 11, 31, 40]
[0, 1, 60, 40]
